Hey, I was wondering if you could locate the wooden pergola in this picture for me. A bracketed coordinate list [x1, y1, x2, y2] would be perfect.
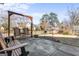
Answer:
[8, 11, 33, 37]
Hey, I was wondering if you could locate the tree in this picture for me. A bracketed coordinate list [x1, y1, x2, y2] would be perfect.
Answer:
[40, 20, 48, 30]
[60, 19, 70, 34]
[49, 12, 59, 27]
[68, 8, 79, 26]
[67, 8, 79, 35]
[40, 14, 49, 22]
[40, 12, 60, 31]
[2, 22, 8, 31]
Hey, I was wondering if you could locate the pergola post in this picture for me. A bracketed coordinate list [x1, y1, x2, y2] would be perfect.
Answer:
[8, 11, 13, 36]
[30, 17, 33, 37]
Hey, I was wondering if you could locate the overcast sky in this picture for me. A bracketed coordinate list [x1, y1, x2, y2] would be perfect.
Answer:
[0, 3, 79, 25]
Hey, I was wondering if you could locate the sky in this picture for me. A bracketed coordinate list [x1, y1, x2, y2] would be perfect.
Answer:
[0, 3, 79, 25]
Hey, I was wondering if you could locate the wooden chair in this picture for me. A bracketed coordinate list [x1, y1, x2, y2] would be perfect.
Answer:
[0, 36, 29, 56]
[13, 27, 20, 37]
[23, 28, 29, 35]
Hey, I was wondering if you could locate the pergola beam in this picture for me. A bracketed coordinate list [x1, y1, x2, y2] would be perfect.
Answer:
[8, 11, 32, 19]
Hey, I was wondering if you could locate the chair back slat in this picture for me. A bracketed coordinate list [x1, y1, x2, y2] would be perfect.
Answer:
[7, 37, 21, 56]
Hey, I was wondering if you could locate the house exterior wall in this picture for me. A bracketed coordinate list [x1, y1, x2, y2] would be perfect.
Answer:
[72, 26, 79, 35]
